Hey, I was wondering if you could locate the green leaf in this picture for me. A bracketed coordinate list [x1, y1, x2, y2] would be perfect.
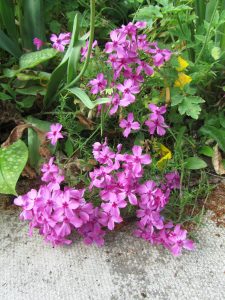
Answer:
[0, 30, 22, 58]
[16, 86, 46, 96]
[200, 125, 225, 152]
[178, 96, 205, 119]
[67, 42, 84, 84]
[49, 20, 61, 33]
[26, 116, 51, 168]
[20, 0, 46, 50]
[219, 112, 225, 128]
[184, 157, 207, 170]
[0, 140, 28, 195]
[0, 0, 18, 42]
[3, 68, 19, 78]
[16, 96, 36, 109]
[43, 14, 84, 109]
[171, 94, 184, 106]
[198, 145, 214, 157]
[68, 87, 94, 109]
[68, 87, 110, 109]
[19, 48, 58, 70]
[0, 92, 12, 101]
[64, 138, 74, 157]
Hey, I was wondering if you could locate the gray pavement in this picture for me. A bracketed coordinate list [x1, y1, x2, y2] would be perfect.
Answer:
[0, 209, 225, 300]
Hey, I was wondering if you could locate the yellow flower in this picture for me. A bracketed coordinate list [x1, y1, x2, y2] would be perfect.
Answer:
[174, 72, 192, 89]
[176, 56, 189, 72]
[153, 143, 172, 169]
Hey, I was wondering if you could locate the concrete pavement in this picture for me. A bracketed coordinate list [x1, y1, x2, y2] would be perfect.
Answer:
[0, 209, 225, 300]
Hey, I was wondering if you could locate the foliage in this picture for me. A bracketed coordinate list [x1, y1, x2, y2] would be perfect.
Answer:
[0, 140, 28, 195]
[0, 0, 46, 57]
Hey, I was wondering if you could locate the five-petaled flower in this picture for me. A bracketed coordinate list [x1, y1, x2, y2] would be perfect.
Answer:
[50, 33, 71, 52]
[46, 123, 63, 145]
[119, 113, 140, 137]
[89, 73, 107, 95]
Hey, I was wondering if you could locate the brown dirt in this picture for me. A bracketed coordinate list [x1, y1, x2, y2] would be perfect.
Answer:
[205, 182, 225, 227]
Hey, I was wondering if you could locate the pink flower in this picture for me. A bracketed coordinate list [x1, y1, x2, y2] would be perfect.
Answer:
[99, 210, 123, 230]
[50, 32, 71, 52]
[105, 30, 126, 53]
[33, 38, 44, 50]
[46, 123, 63, 145]
[135, 21, 147, 29]
[136, 61, 154, 76]
[131, 145, 151, 166]
[117, 79, 140, 106]
[89, 73, 107, 95]
[119, 113, 140, 137]
[167, 225, 195, 256]
[81, 40, 98, 61]
[165, 171, 180, 190]
[109, 93, 121, 115]
[148, 103, 166, 120]
[152, 48, 171, 67]
[145, 117, 168, 136]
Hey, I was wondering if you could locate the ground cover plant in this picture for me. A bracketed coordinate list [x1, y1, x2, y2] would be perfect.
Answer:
[0, 0, 224, 256]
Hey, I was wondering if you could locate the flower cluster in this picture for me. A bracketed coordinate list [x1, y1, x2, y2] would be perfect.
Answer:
[134, 170, 194, 256]
[87, 22, 171, 115]
[14, 157, 105, 246]
[15, 141, 194, 256]
[89, 140, 194, 256]
[90, 141, 151, 230]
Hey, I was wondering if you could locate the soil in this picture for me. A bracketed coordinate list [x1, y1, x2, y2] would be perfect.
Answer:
[205, 182, 225, 227]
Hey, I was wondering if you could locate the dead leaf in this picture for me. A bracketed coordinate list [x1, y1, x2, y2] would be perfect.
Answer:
[1, 123, 50, 179]
[212, 144, 225, 175]
[2, 124, 31, 147]
[76, 113, 94, 130]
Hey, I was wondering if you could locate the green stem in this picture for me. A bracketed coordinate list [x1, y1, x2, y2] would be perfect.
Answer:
[66, 0, 95, 89]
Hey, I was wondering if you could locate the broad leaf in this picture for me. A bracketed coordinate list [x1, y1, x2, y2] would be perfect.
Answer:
[19, 48, 58, 70]
[178, 96, 205, 119]
[0, 140, 28, 195]
[198, 145, 214, 157]
[184, 157, 207, 170]
[200, 125, 225, 152]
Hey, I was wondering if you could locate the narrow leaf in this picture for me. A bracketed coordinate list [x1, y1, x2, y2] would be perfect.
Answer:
[0, 30, 22, 58]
